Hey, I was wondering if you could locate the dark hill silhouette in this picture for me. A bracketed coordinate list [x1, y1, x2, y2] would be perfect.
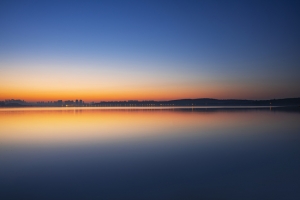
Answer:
[93, 98, 300, 107]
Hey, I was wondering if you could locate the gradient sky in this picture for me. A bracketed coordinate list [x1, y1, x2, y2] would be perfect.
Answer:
[1, 0, 300, 102]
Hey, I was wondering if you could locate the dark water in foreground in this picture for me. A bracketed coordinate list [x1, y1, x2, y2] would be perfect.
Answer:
[0, 107, 300, 200]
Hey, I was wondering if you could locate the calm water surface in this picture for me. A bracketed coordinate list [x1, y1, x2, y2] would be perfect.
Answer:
[0, 107, 300, 199]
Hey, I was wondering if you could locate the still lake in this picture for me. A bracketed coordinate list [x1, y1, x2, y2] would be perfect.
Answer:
[0, 107, 300, 199]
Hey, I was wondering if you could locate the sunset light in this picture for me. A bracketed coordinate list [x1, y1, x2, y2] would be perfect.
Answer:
[1, 1, 300, 199]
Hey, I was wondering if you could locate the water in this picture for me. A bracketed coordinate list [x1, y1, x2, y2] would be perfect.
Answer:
[0, 107, 300, 200]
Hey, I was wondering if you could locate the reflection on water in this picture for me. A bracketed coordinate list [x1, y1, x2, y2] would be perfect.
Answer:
[0, 107, 300, 199]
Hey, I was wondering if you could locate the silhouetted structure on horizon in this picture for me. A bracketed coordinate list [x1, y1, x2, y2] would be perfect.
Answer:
[1, 98, 300, 107]
[93, 98, 300, 107]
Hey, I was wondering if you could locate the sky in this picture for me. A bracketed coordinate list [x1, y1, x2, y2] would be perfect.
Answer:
[0, 0, 300, 102]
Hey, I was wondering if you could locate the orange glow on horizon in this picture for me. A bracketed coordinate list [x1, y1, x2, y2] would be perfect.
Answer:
[1, 60, 298, 102]
[0, 81, 226, 102]
[1, 59, 298, 102]
[0, 87, 289, 102]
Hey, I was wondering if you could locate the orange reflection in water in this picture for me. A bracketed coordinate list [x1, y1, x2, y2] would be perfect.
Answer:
[0, 107, 297, 146]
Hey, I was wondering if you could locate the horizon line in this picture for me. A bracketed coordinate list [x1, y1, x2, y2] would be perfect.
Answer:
[2, 97, 300, 103]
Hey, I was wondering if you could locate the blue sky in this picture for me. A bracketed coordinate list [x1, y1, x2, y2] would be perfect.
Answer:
[1, 0, 300, 101]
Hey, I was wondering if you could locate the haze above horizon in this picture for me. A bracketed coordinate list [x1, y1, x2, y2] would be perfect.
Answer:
[1, 0, 300, 101]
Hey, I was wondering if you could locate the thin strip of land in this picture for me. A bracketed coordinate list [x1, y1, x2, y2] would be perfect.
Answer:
[1, 98, 300, 107]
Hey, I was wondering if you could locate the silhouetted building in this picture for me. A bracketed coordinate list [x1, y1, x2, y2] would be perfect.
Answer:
[5, 99, 26, 104]
[128, 100, 138, 102]
[64, 100, 74, 106]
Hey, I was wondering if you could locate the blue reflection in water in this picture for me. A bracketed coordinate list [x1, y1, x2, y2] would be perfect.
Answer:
[0, 107, 300, 200]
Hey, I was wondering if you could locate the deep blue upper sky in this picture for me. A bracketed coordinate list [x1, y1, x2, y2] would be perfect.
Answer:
[1, 0, 300, 100]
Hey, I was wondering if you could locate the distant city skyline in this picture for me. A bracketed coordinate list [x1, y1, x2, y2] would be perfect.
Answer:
[1, 0, 300, 101]
[1, 97, 300, 108]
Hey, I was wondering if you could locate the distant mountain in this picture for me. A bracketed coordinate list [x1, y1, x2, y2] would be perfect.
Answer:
[165, 98, 300, 106]
[94, 98, 300, 107]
